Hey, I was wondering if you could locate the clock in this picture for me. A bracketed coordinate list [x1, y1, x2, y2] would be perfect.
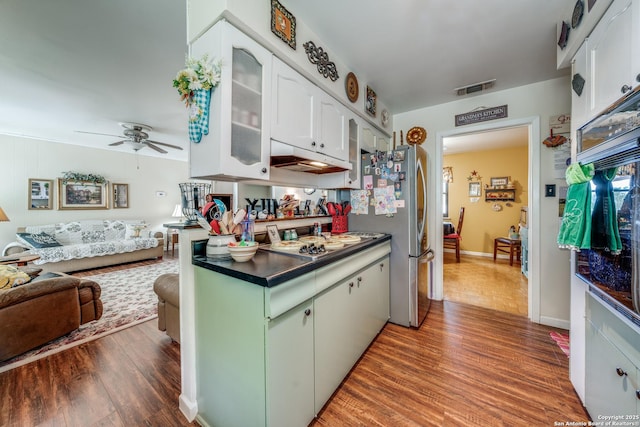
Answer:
[345, 72, 359, 103]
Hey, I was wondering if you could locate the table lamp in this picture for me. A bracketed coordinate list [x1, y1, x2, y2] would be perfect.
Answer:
[0, 206, 9, 222]
[172, 204, 183, 222]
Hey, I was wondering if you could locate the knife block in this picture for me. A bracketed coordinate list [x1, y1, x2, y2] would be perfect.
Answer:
[331, 215, 348, 234]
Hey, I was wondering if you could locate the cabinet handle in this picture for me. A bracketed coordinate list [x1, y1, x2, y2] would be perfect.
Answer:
[357, 276, 362, 287]
[320, 143, 325, 149]
[304, 308, 311, 316]
[616, 367, 627, 377]
[621, 84, 633, 94]
[311, 141, 316, 147]
[261, 167, 268, 174]
[349, 282, 354, 288]
[379, 263, 384, 271]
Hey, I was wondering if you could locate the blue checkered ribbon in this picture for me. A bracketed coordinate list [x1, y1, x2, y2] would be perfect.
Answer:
[188, 89, 212, 143]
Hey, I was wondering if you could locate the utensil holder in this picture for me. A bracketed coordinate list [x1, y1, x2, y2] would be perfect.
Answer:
[332, 215, 348, 234]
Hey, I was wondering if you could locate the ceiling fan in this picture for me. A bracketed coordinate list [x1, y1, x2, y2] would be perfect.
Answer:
[77, 122, 184, 154]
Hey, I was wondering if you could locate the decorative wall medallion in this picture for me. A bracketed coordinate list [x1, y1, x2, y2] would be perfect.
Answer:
[572, 0, 584, 28]
[572, 73, 585, 96]
[381, 109, 390, 128]
[271, 0, 296, 50]
[345, 72, 359, 103]
[406, 127, 427, 145]
[558, 21, 570, 49]
[303, 41, 339, 81]
[365, 86, 377, 117]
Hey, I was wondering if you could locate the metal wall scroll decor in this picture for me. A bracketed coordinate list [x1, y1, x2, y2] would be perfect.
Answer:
[302, 41, 339, 81]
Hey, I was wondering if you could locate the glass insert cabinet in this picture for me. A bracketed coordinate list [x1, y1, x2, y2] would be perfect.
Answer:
[190, 20, 272, 181]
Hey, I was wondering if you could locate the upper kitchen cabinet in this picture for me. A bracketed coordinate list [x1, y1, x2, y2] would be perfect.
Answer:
[344, 117, 360, 189]
[271, 58, 348, 162]
[190, 21, 272, 181]
[587, 0, 640, 118]
[572, 41, 589, 131]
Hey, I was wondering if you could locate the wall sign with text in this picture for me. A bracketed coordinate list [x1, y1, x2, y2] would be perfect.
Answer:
[455, 105, 508, 127]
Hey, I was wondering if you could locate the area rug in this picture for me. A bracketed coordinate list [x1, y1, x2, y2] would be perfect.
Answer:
[550, 331, 570, 358]
[0, 259, 179, 373]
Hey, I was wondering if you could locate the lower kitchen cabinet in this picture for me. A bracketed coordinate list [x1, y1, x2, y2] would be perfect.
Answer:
[585, 293, 640, 418]
[267, 299, 315, 427]
[193, 242, 391, 427]
[314, 257, 390, 412]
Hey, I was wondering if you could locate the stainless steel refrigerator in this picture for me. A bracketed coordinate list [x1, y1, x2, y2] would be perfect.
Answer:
[347, 144, 432, 327]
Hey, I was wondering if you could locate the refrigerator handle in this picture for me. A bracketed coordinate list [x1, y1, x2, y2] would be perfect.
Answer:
[416, 159, 427, 243]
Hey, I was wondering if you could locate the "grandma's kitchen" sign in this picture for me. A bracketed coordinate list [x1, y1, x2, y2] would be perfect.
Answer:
[455, 105, 508, 126]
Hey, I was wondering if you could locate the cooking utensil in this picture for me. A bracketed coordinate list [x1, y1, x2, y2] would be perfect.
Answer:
[195, 211, 212, 233]
[343, 203, 352, 216]
[327, 202, 336, 216]
[233, 208, 246, 225]
[336, 203, 343, 215]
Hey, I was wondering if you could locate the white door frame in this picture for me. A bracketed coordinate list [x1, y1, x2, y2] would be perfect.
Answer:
[433, 116, 540, 322]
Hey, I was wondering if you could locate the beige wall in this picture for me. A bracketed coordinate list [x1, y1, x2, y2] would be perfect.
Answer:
[444, 145, 528, 255]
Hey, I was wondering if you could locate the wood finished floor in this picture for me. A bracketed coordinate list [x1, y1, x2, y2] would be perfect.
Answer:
[444, 252, 528, 316]
[0, 250, 589, 426]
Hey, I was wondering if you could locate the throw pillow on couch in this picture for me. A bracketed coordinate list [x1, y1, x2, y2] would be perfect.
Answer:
[0, 265, 31, 289]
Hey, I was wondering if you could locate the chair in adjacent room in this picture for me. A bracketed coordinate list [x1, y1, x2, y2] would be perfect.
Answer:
[444, 207, 465, 262]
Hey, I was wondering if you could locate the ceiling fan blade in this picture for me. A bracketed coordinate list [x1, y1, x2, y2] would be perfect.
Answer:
[146, 140, 184, 150]
[109, 140, 126, 146]
[76, 130, 123, 138]
[145, 142, 168, 154]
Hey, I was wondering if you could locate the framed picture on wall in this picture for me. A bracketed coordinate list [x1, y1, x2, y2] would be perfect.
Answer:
[28, 179, 54, 210]
[58, 179, 108, 210]
[468, 182, 481, 197]
[112, 183, 129, 208]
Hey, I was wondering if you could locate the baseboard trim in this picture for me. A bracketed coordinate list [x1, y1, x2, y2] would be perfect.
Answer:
[179, 394, 198, 422]
[539, 316, 570, 330]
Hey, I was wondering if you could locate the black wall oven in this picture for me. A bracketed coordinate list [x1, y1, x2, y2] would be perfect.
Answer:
[576, 86, 640, 327]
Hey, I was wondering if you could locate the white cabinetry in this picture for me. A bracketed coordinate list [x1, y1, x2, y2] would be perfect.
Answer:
[190, 21, 272, 181]
[271, 57, 348, 162]
[585, 293, 640, 418]
[572, 42, 589, 132]
[587, 0, 640, 117]
[344, 117, 360, 188]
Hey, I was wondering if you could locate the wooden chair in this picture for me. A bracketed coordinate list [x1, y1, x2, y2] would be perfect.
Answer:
[444, 207, 465, 262]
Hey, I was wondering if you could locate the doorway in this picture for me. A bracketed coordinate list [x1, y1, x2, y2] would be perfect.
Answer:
[432, 117, 540, 322]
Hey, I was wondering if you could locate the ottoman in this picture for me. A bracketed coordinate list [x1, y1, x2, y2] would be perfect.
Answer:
[153, 273, 180, 343]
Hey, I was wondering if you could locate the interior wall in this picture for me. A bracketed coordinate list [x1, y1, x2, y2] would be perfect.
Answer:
[393, 76, 571, 328]
[444, 144, 528, 255]
[0, 135, 191, 249]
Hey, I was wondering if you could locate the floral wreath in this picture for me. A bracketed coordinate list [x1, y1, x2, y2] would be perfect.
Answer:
[172, 54, 221, 107]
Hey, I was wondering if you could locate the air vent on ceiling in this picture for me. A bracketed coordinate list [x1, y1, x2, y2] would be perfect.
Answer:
[455, 79, 496, 96]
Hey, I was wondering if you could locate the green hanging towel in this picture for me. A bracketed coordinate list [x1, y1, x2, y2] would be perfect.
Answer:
[557, 162, 595, 251]
[591, 168, 622, 254]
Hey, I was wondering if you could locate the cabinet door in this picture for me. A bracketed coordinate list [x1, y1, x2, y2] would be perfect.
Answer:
[267, 299, 315, 427]
[356, 257, 390, 346]
[361, 125, 376, 153]
[314, 276, 360, 413]
[587, 0, 637, 117]
[376, 134, 390, 152]
[585, 320, 639, 418]
[190, 22, 271, 180]
[316, 92, 348, 161]
[271, 58, 316, 151]
[572, 42, 589, 132]
[345, 117, 360, 188]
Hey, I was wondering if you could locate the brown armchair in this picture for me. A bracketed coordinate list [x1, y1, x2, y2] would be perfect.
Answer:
[153, 273, 180, 343]
[0, 273, 103, 361]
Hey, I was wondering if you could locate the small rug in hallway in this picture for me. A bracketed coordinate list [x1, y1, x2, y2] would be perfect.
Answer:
[550, 331, 570, 358]
[0, 259, 179, 373]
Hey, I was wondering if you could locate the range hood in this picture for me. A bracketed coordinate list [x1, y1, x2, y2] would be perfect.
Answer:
[270, 140, 351, 174]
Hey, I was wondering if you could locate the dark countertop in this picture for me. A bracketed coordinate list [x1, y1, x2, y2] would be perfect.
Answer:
[192, 234, 391, 288]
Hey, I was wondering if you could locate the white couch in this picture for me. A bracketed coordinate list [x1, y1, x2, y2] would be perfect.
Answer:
[10, 220, 164, 273]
